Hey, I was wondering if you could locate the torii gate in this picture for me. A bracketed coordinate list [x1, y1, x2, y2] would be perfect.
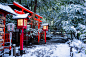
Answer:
[13, 1, 43, 43]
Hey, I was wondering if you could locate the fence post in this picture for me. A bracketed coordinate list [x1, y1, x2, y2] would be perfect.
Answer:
[69, 40, 73, 57]
[70, 46, 73, 57]
[13, 44, 16, 56]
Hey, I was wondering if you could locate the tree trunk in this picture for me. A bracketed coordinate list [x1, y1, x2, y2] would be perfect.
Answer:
[34, 0, 37, 13]
[32, 0, 37, 28]
[19, 0, 21, 4]
[31, 1, 33, 11]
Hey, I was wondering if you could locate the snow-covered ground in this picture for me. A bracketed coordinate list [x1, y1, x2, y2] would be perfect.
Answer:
[2, 39, 86, 57]
[22, 43, 70, 57]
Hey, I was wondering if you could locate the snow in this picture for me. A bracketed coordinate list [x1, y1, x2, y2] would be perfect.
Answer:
[84, 2, 86, 6]
[62, 25, 77, 33]
[41, 23, 48, 26]
[51, 44, 70, 57]
[68, 39, 86, 57]
[22, 43, 70, 57]
[2, 39, 86, 57]
[61, 21, 86, 40]
[77, 23, 86, 30]
[75, 23, 86, 40]
[21, 41, 86, 57]
[80, 33, 86, 39]
[0, 4, 17, 15]
[83, 30, 86, 33]
[72, 39, 82, 48]
[73, 48, 85, 57]
[12, 13, 29, 19]
[6, 23, 15, 26]
[83, 11, 86, 14]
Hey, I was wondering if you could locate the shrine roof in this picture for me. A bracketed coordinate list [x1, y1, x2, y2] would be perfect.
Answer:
[0, 4, 17, 15]
[12, 13, 29, 19]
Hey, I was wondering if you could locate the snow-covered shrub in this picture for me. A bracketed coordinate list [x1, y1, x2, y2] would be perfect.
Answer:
[71, 39, 82, 48]
[76, 23, 86, 32]
[25, 27, 43, 37]
[76, 23, 86, 42]
[69, 39, 86, 54]
[62, 21, 77, 39]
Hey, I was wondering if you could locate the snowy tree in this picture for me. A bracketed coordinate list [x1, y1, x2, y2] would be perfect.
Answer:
[59, 0, 86, 41]
[0, 0, 86, 40]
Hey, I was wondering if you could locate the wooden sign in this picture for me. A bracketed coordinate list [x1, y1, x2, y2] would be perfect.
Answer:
[0, 16, 5, 20]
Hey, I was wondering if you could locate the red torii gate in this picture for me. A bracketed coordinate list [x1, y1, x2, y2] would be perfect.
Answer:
[13, 1, 43, 18]
[13, 1, 43, 43]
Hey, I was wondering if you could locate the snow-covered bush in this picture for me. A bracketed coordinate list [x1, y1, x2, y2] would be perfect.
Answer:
[76, 23, 86, 32]
[25, 27, 43, 37]
[76, 23, 86, 42]
[68, 39, 86, 54]
[61, 2, 86, 39]
[54, 1, 86, 39]
[61, 21, 77, 38]
[71, 39, 83, 48]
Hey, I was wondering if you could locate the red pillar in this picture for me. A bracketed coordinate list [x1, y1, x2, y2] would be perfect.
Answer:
[45, 31, 46, 43]
[20, 28, 24, 54]
[3, 14, 6, 47]
[38, 22, 40, 43]
[38, 32, 40, 43]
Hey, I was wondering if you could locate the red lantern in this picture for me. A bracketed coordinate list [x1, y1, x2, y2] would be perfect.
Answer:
[17, 19, 27, 29]
[42, 23, 48, 31]
[43, 25, 48, 31]
[42, 23, 48, 43]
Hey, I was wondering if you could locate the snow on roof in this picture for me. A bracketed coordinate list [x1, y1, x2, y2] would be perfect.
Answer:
[41, 23, 48, 26]
[0, 4, 17, 15]
[12, 13, 29, 19]
[6, 23, 15, 26]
